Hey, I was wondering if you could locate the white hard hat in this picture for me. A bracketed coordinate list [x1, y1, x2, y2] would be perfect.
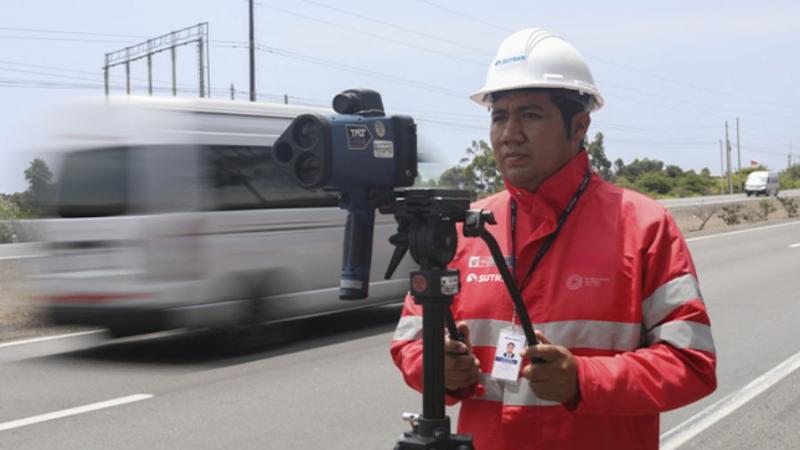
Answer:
[470, 28, 604, 111]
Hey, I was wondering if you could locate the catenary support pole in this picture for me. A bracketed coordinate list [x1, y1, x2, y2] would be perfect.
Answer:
[171, 46, 177, 96]
[249, 0, 256, 102]
[147, 54, 153, 96]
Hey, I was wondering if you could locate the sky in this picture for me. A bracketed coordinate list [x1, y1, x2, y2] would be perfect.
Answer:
[1, 0, 799, 193]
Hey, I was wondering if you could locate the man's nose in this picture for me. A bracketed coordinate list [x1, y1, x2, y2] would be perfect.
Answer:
[500, 116, 525, 145]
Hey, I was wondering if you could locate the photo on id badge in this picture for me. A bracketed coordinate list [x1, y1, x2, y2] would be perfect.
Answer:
[491, 329, 526, 382]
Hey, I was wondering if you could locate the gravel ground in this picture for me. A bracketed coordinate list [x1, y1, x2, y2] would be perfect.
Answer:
[0, 198, 797, 343]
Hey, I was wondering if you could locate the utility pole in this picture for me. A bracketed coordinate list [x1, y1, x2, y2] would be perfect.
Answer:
[725, 121, 733, 194]
[790, 143, 794, 169]
[719, 140, 725, 195]
[736, 117, 742, 191]
[249, 0, 256, 102]
[230, 83, 235, 100]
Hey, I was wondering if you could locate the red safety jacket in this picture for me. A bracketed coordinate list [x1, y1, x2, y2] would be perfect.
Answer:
[391, 150, 717, 450]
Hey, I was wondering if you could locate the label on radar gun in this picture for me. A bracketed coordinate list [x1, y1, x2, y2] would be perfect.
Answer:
[345, 124, 372, 150]
[440, 275, 459, 296]
[373, 140, 394, 158]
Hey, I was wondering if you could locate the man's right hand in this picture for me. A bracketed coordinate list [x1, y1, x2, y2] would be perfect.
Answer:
[445, 321, 481, 391]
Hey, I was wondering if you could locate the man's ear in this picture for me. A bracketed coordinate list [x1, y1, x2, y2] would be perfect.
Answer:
[571, 112, 591, 149]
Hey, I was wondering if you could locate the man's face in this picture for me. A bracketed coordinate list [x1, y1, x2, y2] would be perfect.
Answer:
[490, 91, 586, 192]
[506, 343, 515, 353]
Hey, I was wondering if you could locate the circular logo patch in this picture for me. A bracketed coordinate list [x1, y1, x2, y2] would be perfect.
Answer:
[566, 274, 583, 291]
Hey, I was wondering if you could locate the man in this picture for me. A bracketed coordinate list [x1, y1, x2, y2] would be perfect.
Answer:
[502, 342, 516, 359]
[391, 28, 716, 449]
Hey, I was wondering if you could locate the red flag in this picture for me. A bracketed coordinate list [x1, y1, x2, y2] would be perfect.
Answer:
[750, 160, 759, 167]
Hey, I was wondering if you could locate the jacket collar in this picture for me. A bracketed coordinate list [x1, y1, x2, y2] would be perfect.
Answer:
[505, 149, 591, 221]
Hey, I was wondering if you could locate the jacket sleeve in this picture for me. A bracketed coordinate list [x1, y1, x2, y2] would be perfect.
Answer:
[573, 209, 717, 415]
[390, 292, 474, 405]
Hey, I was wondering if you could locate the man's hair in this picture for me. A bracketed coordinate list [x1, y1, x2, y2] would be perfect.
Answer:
[491, 88, 590, 139]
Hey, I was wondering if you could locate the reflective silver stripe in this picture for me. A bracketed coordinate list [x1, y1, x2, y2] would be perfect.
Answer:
[538, 321, 641, 351]
[477, 372, 505, 402]
[393, 316, 422, 341]
[642, 274, 703, 330]
[476, 373, 559, 407]
[463, 319, 641, 351]
[647, 320, 716, 353]
[462, 319, 512, 347]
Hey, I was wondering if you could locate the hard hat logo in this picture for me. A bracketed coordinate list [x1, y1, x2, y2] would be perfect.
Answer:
[494, 55, 527, 67]
[471, 28, 604, 112]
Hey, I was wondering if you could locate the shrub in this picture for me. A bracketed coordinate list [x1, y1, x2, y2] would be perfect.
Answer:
[777, 196, 799, 217]
[718, 204, 743, 225]
[757, 199, 777, 221]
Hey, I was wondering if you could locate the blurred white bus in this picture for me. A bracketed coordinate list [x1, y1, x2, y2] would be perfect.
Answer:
[30, 97, 411, 337]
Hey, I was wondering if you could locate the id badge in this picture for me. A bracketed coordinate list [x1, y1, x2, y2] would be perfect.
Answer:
[490, 328, 526, 382]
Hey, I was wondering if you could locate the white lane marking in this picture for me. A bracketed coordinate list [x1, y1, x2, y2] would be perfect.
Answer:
[0, 330, 104, 349]
[686, 221, 800, 243]
[660, 350, 800, 449]
[789, 243, 800, 249]
[0, 394, 153, 432]
[0, 255, 44, 261]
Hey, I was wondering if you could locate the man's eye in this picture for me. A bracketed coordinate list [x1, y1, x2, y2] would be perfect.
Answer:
[522, 112, 542, 120]
[491, 115, 506, 123]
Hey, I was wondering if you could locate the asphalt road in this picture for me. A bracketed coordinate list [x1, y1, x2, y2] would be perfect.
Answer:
[1, 220, 799, 449]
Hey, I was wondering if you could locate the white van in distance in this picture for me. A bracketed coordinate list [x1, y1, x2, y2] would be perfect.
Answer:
[29, 97, 412, 337]
[744, 171, 779, 197]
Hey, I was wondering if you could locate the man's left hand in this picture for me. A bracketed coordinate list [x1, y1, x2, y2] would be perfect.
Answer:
[521, 331, 580, 404]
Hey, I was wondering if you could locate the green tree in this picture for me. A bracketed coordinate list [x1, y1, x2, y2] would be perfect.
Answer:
[464, 140, 503, 194]
[15, 158, 56, 216]
[634, 171, 674, 195]
[0, 196, 29, 243]
[780, 164, 800, 190]
[586, 132, 612, 180]
[613, 158, 625, 176]
[665, 165, 684, 178]
[438, 166, 474, 192]
[438, 140, 503, 197]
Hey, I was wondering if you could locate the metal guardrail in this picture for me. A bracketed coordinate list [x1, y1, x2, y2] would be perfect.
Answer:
[658, 189, 800, 209]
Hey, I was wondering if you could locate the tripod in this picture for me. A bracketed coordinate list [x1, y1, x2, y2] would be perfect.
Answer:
[383, 188, 474, 450]
[384, 188, 545, 449]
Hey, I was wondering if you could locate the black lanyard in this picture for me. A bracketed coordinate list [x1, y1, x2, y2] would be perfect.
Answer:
[510, 167, 593, 290]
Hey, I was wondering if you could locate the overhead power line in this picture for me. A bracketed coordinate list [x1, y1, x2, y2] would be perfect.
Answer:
[0, 34, 135, 45]
[415, 0, 506, 31]
[252, 0, 484, 66]
[213, 41, 468, 98]
[0, 26, 148, 39]
[296, 0, 493, 56]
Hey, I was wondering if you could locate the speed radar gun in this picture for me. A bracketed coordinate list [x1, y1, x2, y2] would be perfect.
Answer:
[274, 89, 543, 450]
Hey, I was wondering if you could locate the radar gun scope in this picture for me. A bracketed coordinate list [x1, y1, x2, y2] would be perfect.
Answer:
[273, 89, 418, 300]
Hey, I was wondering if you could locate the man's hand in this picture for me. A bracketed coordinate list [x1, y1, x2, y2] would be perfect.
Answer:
[445, 321, 481, 391]
[521, 331, 579, 404]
